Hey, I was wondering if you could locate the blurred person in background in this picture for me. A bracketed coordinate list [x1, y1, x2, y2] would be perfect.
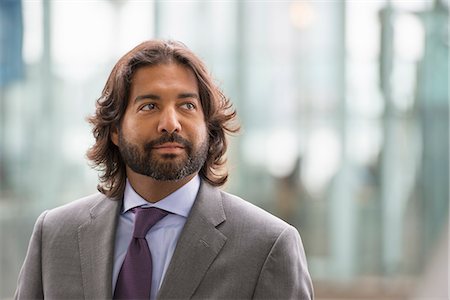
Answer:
[15, 39, 313, 300]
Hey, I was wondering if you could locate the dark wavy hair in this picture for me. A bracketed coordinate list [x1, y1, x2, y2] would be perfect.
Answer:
[86, 40, 239, 199]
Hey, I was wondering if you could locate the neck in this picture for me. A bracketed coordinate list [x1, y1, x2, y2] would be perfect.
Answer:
[125, 168, 197, 203]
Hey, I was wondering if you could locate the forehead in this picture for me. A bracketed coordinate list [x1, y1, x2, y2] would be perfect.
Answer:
[130, 63, 198, 91]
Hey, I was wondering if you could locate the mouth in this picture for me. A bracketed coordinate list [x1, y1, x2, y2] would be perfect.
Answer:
[152, 143, 186, 154]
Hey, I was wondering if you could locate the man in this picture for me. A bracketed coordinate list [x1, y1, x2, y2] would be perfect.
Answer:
[15, 40, 314, 299]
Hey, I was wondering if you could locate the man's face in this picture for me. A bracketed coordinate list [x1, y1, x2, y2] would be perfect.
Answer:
[111, 63, 209, 181]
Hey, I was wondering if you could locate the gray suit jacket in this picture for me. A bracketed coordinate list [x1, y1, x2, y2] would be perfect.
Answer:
[15, 181, 313, 299]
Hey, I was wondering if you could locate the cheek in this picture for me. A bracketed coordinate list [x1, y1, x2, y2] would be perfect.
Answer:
[197, 123, 209, 143]
[186, 123, 208, 148]
[122, 117, 156, 140]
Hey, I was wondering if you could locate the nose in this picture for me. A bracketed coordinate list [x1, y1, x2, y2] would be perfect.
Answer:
[157, 107, 181, 134]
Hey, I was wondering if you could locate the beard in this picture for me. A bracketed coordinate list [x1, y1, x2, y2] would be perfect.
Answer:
[117, 131, 209, 181]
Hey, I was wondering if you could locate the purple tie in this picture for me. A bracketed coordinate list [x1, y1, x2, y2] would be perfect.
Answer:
[114, 207, 169, 300]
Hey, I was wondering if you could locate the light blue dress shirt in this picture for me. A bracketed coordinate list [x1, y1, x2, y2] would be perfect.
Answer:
[112, 175, 200, 300]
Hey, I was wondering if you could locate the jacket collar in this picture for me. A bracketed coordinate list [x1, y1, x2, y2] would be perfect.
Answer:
[157, 181, 227, 299]
[78, 193, 121, 299]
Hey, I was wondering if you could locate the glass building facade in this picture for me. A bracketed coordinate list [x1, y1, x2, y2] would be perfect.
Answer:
[1, 0, 448, 299]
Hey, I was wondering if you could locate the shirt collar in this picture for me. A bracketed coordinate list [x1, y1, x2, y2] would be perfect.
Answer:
[122, 175, 200, 218]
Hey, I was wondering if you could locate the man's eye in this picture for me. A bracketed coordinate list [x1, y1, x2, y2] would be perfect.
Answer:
[182, 103, 196, 110]
[141, 103, 156, 111]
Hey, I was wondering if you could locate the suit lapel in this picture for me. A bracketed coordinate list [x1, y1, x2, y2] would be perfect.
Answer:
[78, 195, 121, 300]
[158, 182, 227, 299]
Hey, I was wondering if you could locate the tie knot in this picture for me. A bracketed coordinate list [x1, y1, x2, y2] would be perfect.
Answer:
[133, 207, 168, 238]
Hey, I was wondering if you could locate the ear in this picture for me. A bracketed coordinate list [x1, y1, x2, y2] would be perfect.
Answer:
[111, 125, 119, 146]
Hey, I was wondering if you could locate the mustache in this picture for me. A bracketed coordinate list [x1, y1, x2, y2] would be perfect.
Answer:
[143, 133, 192, 152]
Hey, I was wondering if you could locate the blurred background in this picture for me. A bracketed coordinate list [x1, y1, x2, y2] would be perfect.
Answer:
[0, 0, 448, 299]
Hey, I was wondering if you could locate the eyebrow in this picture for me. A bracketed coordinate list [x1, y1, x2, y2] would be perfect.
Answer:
[134, 92, 199, 103]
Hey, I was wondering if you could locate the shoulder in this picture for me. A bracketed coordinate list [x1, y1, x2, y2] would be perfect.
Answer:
[40, 192, 116, 228]
[218, 189, 295, 240]
[45, 192, 107, 217]
[220, 189, 287, 226]
[196, 181, 295, 242]
[213, 187, 309, 277]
